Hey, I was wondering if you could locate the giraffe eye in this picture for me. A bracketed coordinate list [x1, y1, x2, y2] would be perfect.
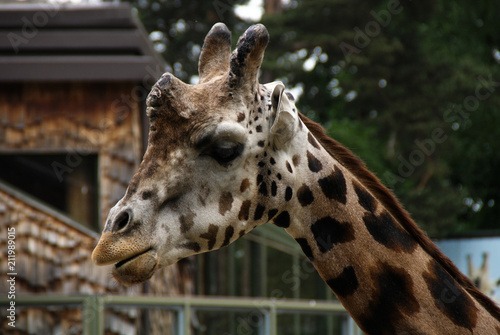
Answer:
[209, 141, 244, 165]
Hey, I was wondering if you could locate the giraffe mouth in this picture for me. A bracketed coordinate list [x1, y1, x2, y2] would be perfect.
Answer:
[114, 247, 153, 269]
[111, 248, 158, 286]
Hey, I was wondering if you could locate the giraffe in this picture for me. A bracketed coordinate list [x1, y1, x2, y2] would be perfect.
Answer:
[468, 253, 500, 302]
[92, 23, 500, 334]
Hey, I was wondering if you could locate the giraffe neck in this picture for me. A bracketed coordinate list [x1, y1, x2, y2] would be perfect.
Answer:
[275, 115, 500, 334]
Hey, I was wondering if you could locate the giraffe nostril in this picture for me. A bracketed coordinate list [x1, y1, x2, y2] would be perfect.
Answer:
[113, 210, 132, 232]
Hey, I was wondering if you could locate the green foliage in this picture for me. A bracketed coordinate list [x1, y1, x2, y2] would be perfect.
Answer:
[261, 0, 500, 235]
[450, 106, 500, 231]
[326, 118, 387, 176]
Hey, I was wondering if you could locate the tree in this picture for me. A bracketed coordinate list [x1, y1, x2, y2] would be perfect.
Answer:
[126, 0, 247, 83]
[260, 0, 500, 235]
[427, 0, 500, 231]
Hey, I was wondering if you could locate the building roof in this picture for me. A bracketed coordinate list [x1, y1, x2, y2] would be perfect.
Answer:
[0, 3, 166, 81]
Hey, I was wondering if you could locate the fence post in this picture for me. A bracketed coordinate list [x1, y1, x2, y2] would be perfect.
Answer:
[183, 299, 192, 335]
[268, 302, 277, 335]
[83, 295, 104, 335]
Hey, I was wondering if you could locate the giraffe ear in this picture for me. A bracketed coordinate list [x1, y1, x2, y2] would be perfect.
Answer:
[198, 23, 232, 84]
[269, 82, 299, 149]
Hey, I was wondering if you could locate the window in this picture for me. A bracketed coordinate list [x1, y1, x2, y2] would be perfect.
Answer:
[195, 224, 333, 300]
[0, 153, 98, 230]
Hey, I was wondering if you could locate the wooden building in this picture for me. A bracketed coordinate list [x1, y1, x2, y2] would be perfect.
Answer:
[0, 3, 193, 334]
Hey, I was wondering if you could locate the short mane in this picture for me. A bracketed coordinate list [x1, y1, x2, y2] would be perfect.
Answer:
[299, 113, 500, 320]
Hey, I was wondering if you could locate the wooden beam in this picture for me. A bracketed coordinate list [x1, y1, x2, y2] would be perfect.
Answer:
[0, 4, 135, 29]
[0, 30, 147, 54]
[0, 55, 162, 81]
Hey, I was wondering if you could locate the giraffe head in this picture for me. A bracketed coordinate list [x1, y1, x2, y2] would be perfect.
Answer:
[92, 23, 300, 286]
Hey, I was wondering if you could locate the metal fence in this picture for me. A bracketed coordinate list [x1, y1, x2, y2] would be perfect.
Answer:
[1, 295, 362, 335]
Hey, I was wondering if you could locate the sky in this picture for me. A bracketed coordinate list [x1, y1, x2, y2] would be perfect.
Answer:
[234, 0, 263, 22]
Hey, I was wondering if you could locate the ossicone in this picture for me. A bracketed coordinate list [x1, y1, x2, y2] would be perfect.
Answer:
[146, 73, 192, 118]
[198, 23, 232, 83]
[229, 24, 269, 92]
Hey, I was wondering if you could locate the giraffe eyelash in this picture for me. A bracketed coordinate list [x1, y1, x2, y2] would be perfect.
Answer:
[204, 141, 244, 167]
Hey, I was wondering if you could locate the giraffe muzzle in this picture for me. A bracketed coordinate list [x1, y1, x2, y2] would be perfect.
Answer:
[111, 247, 158, 287]
[92, 231, 158, 286]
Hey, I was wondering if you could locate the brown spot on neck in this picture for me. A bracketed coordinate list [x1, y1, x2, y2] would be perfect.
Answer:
[311, 216, 355, 252]
[317, 166, 347, 204]
[353, 180, 376, 213]
[238, 200, 251, 221]
[272, 211, 290, 228]
[253, 203, 266, 221]
[297, 184, 314, 207]
[357, 262, 420, 334]
[306, 151, 322, 172]
[423, 259, 478, 331]
[326, 266, 358, 298]
[363, 211, 417, 253]
[308, 132, 320, 149]
[221, 225, 235, 247]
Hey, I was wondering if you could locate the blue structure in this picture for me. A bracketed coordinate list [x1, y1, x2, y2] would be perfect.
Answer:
[435, 236, 500, 302]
